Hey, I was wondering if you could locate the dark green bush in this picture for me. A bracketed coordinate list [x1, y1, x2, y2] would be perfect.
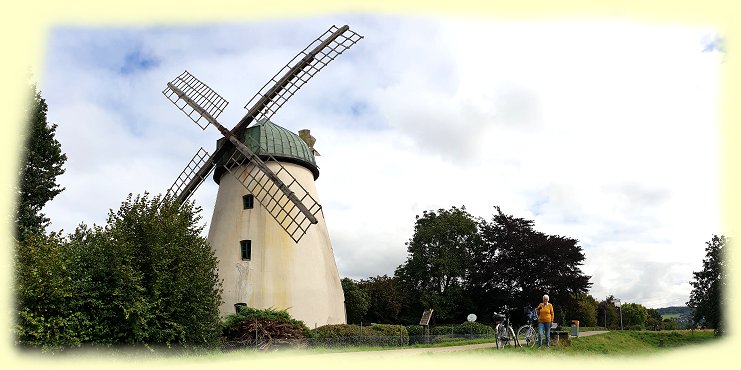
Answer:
[309, 324, 361, 339]
[660, 320, 678, 330]
[453, 321, 494, 335]
[431, 325, 455, 335]
[627, 325, 644, 331]
[366, 324, 408, 337]
[406, 325, 424, 336]
[309, 324, 408, 346]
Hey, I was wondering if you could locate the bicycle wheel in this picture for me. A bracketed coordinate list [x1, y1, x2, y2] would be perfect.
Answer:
[508, 326, 517, 347]
[496, 324, 512, 349]
[495, 324, 506, 349]
[517, 325, 536, 348]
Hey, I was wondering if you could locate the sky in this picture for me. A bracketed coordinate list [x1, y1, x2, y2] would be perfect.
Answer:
[37, 14, 724, 309]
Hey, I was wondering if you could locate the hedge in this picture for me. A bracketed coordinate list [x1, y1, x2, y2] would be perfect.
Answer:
[309, 324, 409, 346]
[454, 321, 494, 335]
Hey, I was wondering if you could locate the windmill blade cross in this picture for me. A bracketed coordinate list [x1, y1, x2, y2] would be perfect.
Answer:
[163, 24, 363, 242]
[165, 25, 361, 211]
[164, 71, 320, 228]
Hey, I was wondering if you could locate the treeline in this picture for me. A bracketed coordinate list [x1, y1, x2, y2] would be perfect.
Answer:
[342, 206, 593, 326]
[594, 296, 685, 330]
[656, 306, 690, 316]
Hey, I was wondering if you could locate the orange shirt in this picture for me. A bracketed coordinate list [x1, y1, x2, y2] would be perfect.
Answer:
[536, 303, 554, 323]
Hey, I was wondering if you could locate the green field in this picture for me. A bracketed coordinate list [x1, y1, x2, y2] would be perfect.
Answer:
[458, 330, 720, 356]
[661, 313, 681, 320]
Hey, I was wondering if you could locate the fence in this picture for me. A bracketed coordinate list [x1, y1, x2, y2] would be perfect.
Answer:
[221, 333, 496, 351]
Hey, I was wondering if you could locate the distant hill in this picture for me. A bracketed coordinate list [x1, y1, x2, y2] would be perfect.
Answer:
[656, 306, 690, 316]
[656, 306, 692, 327]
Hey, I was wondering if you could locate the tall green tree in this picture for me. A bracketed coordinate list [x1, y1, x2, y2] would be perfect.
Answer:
[687, 235, 726, 332]
[470, 207, 591, 324]
[341, 278, 370, 324]
[394, 206, 479, 322]
[15, 193, 223, 349]
[16, 85, 67, 236]
[358, 275, 403, 324]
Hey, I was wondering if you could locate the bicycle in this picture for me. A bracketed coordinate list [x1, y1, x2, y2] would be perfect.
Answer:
[516, 307, 538, 348]
[493, 305, 518, 348]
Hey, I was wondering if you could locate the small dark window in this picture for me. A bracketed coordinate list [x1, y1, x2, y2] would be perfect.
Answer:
[243, 194, 254, 209]
[240, 240, 252, 261]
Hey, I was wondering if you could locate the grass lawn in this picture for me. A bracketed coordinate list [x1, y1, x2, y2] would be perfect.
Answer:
[457, 330, 720, 357]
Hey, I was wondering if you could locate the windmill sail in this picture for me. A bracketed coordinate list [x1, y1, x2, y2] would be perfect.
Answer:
[168, 147, 216, 203]
[236, 25, 363, 132]
[163, 70, 229, 130]
[164, 24, 363, 242]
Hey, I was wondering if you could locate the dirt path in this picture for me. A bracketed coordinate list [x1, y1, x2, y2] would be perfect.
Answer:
[576, 330, 609, 337]
[305, 331, 610, 358]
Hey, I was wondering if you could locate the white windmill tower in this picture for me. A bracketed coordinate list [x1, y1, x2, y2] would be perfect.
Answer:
[162, 25, 362, 326]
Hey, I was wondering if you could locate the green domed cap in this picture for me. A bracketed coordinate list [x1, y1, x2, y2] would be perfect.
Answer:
[213, 119, 319, 184]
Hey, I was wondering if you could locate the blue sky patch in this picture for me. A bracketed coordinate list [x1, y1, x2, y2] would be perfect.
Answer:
[349, 101, 367, 117]
[119, 48, 160, 75]
[528, 195, 549, 216]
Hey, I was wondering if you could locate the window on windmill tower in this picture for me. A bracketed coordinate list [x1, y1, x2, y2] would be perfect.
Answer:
[242, 194, 254, 209]
[240, 240, 252, 261]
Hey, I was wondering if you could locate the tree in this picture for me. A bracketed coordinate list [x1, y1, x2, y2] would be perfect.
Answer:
[15, 193, 223, 349]
[394, 207, 479, 322]
[341, 278, 370, 324]
[470, 207, 591, 324]
[358, 275, 403, 324]
[16, 85, 67, 236]
[621, 303, 648, 329]
[687, 235, 726, 333]
[568, 293, 598, 327]
[597, 296, 620, 329]
[646, 308, 663, 330]
[15, 231, 84, 349]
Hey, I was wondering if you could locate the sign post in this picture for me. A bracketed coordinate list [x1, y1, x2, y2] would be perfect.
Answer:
[419, 308, 434, 337]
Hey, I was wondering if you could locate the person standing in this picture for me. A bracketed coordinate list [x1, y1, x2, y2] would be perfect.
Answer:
[535, 294, 555, 347]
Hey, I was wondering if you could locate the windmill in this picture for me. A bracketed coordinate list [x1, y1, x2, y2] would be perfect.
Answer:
[163, 25, 362, 326]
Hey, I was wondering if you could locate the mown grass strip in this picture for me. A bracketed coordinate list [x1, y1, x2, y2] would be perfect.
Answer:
[455, 330, 720, 357]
